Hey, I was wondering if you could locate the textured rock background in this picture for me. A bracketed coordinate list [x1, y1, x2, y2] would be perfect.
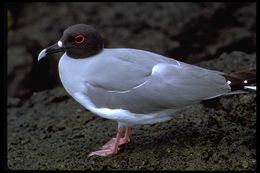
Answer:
[7, 2, 256, 170]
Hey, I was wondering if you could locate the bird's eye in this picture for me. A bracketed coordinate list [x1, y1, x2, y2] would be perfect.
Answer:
[74, 35, 85, 44]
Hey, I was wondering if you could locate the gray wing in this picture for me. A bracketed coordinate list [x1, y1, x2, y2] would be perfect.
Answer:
[84, 48, 231, 113]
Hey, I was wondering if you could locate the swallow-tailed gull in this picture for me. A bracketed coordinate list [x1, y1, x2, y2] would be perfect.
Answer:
[38, 24, 256, 156]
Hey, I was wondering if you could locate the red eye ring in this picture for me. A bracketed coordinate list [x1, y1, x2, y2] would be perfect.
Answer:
[74, 35, 85, 44]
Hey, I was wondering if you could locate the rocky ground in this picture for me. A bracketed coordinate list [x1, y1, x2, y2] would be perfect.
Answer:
[7, 2, 256, 170]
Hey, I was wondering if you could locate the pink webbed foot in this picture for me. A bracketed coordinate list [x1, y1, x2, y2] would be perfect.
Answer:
[88, 148, 119, 157]
[101, 136, 130, 150]
[88, 127, 131, 157]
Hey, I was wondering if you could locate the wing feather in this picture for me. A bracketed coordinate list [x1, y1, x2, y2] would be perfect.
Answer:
[84, 49, 231, 113]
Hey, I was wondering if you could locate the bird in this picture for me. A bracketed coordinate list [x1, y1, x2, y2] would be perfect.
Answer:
[38, 24, 256, 157]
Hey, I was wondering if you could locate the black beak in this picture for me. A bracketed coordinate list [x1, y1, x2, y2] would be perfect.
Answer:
[38, 42, 65, 61]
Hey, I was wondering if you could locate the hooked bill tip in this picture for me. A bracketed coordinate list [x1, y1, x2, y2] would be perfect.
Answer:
[244, 86, 256, 91]
[58, 41, 63, 47]
[38, 49, 46, 61]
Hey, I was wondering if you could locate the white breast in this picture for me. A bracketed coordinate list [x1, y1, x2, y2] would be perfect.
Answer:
[58, 53, 89, 95]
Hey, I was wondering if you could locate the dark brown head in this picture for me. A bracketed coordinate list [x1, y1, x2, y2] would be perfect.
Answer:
[38, 24, 104, 60]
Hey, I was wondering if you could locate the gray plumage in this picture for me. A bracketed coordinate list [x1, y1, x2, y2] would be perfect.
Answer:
[60, 48, 230, 114]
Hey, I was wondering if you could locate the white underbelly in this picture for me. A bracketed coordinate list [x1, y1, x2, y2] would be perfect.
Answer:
[73, 92, 174, 126]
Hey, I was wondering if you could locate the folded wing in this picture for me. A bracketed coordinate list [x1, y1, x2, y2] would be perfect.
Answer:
[84, 49, 231, 113]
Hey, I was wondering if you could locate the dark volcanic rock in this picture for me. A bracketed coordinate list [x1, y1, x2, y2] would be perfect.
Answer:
[198, 51, 256, 73]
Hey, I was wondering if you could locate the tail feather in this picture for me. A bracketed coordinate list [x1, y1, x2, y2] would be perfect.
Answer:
[222, 69, 256, 91]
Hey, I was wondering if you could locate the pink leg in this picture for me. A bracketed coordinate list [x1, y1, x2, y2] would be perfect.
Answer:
[88, 127, 131, 157]
[123, 127, 131, 143]
[101, 127, 131, 150]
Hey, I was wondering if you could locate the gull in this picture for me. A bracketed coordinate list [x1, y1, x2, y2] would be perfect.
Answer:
[38, 24, 256, 156]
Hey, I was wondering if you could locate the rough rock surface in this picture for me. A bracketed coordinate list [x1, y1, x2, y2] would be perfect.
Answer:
[7, 3, 256, 170]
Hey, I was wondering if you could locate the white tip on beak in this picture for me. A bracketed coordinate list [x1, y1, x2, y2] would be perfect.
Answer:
[244, 86, 256, 91]
[58, 41, 63, 47]
[38, 49, 47, 61]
